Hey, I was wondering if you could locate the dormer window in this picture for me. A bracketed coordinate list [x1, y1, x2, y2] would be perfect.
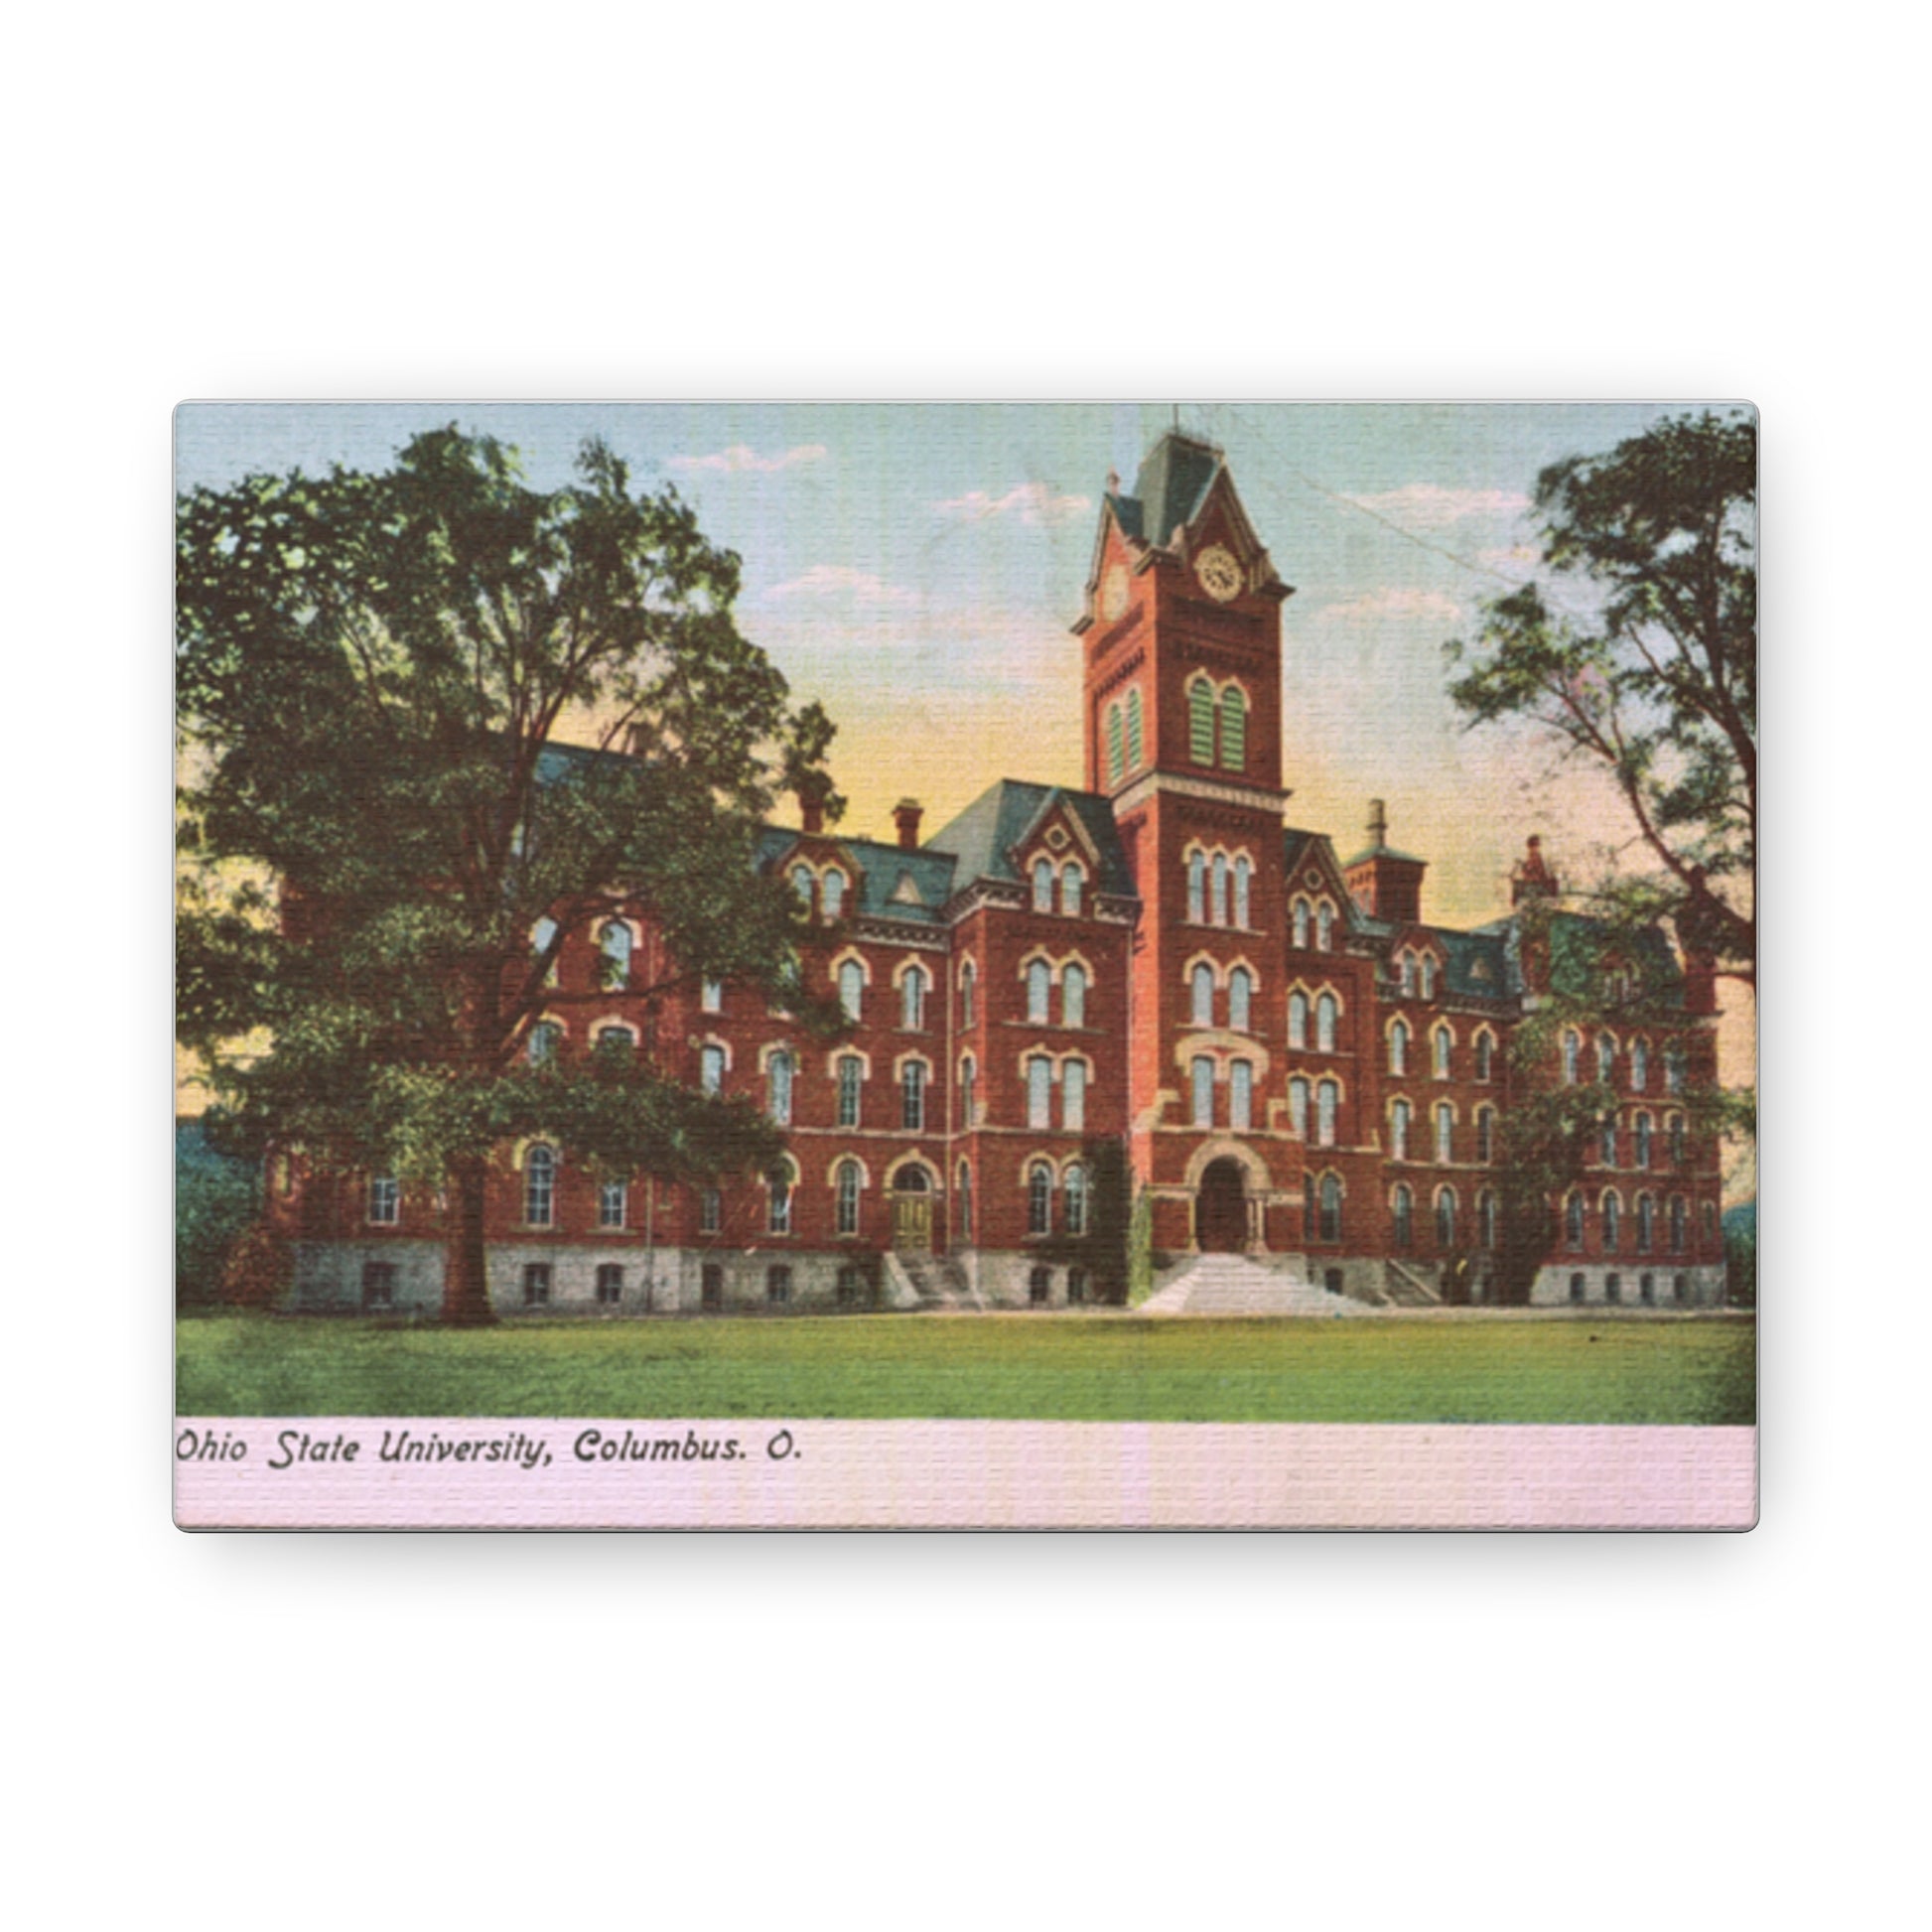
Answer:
[821, 871, 846, 919]
[789, 863, 814, 906]
[1032, 858, 1053, 913]
[1060, 863, 1084, 917]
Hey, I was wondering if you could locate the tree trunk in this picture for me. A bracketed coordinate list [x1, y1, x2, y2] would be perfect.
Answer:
[442, 1155, 497, 1325]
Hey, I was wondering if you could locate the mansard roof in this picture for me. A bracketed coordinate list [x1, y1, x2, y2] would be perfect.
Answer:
[753, 825, 957, 926]
[924, 779, 1136, 899]
[1475, 909, 1687, 1008]
[1106, 432, 1222, 549]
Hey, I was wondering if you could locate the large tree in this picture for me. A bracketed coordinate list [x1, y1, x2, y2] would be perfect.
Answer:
[1446, 410, 1756, 989]
[178, 427, 844, 1323]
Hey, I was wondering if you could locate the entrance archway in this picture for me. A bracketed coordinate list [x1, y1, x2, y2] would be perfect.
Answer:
[1196, 1158, 1247, 1254]
[892, 1164, 933, 1252]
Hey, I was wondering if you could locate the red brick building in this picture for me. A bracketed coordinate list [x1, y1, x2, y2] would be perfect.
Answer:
[279, 432, 1727, 1313]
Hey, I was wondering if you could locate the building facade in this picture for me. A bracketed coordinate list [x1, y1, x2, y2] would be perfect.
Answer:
[278, 433, 1728, 1314]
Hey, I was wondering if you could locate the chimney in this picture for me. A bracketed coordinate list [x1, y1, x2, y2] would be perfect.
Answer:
[795, 771, 832, 836]
[1366, 797, 1388, 849]
[1510, 835, 1560, 907]
[893, 798, 923, 852]
[1343, 799, 1426, 926]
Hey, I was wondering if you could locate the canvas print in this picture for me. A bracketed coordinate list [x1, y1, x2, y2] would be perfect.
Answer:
[174, 402, 1756, 1528]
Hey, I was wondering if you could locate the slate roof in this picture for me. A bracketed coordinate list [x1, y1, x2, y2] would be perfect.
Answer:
[1473, 910, 1685, 1007]
[1106, 432, 1222, 549]
[754, 826, 957, 927]
[924, 779, 1137, 899]
[1342, 839, 1428, 869]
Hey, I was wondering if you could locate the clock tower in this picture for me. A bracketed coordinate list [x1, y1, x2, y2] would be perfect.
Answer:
[1072, 432, 1302, 1258]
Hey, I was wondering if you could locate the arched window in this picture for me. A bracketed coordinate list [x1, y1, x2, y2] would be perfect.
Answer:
[1064, 1163, 1088, 1237]
[958, 1054, 976, 1128]
[1187, 851, 1206, 923]
[1433, 1026, 1451, 1079]
[1637, 1193, 1656, 1252]
[1316, 992, 1338, 1053]
[1631, 1037, 1649, 1091]
[1028, 1055, 1053, 1130]
[1288, 990, 1310, 1049]
[1419, 957, 1437, 1001]
[1191, 1056, 1215, 1128]
[599, 1181, 626, 1230]
[532, 916, 560, 986]
[527, 1020, 562, 1066]
[1435, 1103, 1453, 1165]
[1188, 678, 1215, 764]
[1475, 1031, 1495, 1082]
[1670, 1197, 1688, 1251]
[700, 1043, 726, 1096]
[767, 1049, 794, 1126]
[1219, 686, 1246, 770]
[766, 1165, 792, 1235]
[1289, 1077, 1311, 1139]
[1435, 1188, 1456, 1250]
[1315, 1079, 1339, 1148]
[1233, 856, 1252, 928]
[1292, 898, 1311, 949]
[1601, 1192, 1621, 1253]
[1191, 963, 1215, 1028]
[599, 921, 632, 989]
[1125, 687, 1144, 769]
[1478, 1191, 1498, 1251]
[959, 960, 977, 1029]
[367, 1175, 399, 1226]
[524, 1145, 556, 1227]
[1028, 1162, 1053, 1236]
[1392, 1183, 1413, 1249]
[836, 1054, 863, 1128]
[1061, 1059, 1087, 1132]
[901, 965, 927, 1031]
[1316, 901, 1334, 951]
[900, 1060, 927, 1132]
[1105, 705, 1124, 785]
[1566, 1192, 1586, 1250]
[835, 1160, 862, 1237]
[1391, 1098, 1412, 1162]
[1319, 1173, 1342, 1242]
[957, 1162, 973, 1242]
[1600, 1116, 1618, 1167]
[838, 959, 865, 1022]
[1389, 1019, 1409, 1075]
[1027, 959, 1051, 1024]
[821, 871, 846, 919]
[1596, 1035, 1616, 1083]
[1562, 1031, 1582, 1084]
[790, 863, 814, 906]
[1032, 858, 1053, 913]
[1399, 954, 1417, 997]
[1666, 1046, 1687, 1094]
[1060, 864, 1084, 917]
[1211, 853, 1229, 926]
[1229, 1060, 1253, 1132]
[595, 1024, 634, 1058]
[1669, 1114, 1687, 1166]
[1476, 1107, 1496, 1165]
[1228, 967, 1253, 1033]
[1634, 1113, 1653, 1170]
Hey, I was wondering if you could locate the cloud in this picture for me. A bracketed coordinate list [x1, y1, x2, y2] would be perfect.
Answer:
[935, 481, 1092, 526]
[667, 443, 828, 475]
[1346, 483, 1530, 528]
[762, 565, 922, 608]
[1313, 589, 1462, 625]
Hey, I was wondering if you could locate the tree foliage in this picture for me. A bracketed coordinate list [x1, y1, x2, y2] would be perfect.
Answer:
[177, 427, 845, 1321]
[1446, 411, 1756, 986]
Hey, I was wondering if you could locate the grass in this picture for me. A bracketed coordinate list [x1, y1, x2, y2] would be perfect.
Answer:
[176, 1310, 1755, 1425]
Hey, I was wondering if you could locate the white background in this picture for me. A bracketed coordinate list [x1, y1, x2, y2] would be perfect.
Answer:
[7, 2, 1916, 1926]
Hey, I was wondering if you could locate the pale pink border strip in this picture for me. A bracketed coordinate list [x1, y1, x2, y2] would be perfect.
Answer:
[174, 1419, 1757, 1530]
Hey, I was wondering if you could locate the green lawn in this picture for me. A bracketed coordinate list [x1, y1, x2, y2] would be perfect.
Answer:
[176, 1310, 1755, 1425]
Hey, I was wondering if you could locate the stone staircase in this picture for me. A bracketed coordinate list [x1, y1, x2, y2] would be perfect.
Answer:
[1381, 1258, 1444, 1309]
[885, 1250, 983, 1311]
[1139, 1254, 1382, 1317]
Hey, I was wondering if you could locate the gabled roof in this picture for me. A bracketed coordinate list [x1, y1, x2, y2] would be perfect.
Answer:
[924, 779, 1136, 899]
[1281, 827, 1358, 929]
[1106, 432, 1223, 550]
[753, 827, 957, 926]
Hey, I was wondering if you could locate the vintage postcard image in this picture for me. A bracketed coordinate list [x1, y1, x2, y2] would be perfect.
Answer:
[174, 402, 1756, 1528]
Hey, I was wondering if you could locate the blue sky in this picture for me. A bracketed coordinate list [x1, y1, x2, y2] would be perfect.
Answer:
[175, 400, 1723, 929]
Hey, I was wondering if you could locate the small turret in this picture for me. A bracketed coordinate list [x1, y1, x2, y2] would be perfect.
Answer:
[1510, 835, 1560, 906]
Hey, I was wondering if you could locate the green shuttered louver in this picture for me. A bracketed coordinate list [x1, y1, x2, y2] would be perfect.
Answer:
[1189, 680, 1214, 764]
[1220, 687, 1246, 770]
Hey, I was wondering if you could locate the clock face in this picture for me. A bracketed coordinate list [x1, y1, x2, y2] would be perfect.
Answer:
[1101, 564, 1130, 621]
[1195, 544, 1242, 602]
